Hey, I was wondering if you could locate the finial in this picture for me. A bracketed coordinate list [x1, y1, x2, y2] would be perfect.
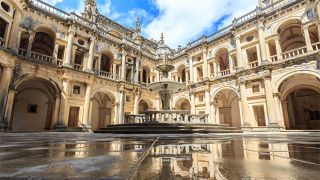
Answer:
[160, 33, 164, 44]
[136, 16, 141, 33]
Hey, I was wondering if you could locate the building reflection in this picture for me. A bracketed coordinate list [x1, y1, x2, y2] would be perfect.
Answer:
[135, 139, 298, 180]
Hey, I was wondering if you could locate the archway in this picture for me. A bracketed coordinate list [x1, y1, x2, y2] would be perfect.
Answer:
[90, 92, 116, 131]
[31, 27, 56, 56]
[142, 66, 151, 83]
[100, 54, 112, 73]
[215, 48, 230, 71]
[138, 100, 149, 114]
[214, 89, 241, 128]
[174, 98, 191, 111]
[277, 19, 317, 52]
[279, 74, 320, 129]
[177, 65, 186, 83]
[11, 77, 60, 131]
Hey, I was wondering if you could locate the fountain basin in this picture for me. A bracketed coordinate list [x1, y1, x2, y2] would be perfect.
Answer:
[147, 81, 185, 93]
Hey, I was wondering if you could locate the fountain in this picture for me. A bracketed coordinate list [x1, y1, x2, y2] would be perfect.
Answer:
[95, 34, 240, 133]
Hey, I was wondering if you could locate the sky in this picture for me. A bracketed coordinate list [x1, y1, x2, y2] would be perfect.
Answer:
[43, 0, 258, 48]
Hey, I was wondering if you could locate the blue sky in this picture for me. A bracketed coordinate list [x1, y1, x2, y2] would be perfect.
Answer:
[44, 0, 257, 48]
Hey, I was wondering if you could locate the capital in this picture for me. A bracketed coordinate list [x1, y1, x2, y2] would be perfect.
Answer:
[239, 77, 246, 84]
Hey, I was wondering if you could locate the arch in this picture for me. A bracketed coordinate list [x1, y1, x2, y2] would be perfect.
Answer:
[138, 99, 149, 114]
[11, 77, 61, 131]
[274, 70, 320, 94]
[177, 64, 186, 82]
[277, 73, 320, 129]
[212, 87, 241, 128]
[212, 45, 230, 56]
[90, 91, 116, 130]
[174, 97, 191, 111]
[211, 86, 240, 103]
[31, 25, 56, 56]
[90, 87, 117, 103]
[139, 98, 154, 110]
[142, 65, 151, 83]
[215, 47, 230, 71]
[100, 53, 113, 73]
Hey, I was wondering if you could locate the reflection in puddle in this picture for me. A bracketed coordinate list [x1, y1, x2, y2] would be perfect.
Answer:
[0, 134, 319, 179]
[135, 139, 320, 180]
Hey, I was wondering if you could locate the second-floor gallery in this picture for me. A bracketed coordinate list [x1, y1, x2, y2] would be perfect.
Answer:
[0, 0, 319, 133]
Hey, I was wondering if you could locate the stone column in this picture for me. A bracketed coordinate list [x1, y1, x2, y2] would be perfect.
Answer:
[134, 57, 140, 83]
[87, 37, 95, 72]
[15, 30, 22, 52]
[118, 86, 125, 124]
[273, 93, 285, 127]
[53, 43, 59, 64]
[64, 30, 75, 67]
[4, 89, 16, 130]
[257, 23, 268, 63]
[120, 49, 127, 81]
[113, 103, 118, 124]
[113, 63, 117, 77]
[208, 62, 212, 78]
[26, 32, 34, 57]
[205, 89, 211, 120]
[188, 56, 194, 84]
[239, 78, 250, 126]
[235, 36, 243, 70]
[202, 48, 209, 81]
[228, 54, 234, 72]
[275, 35, 282, 60]
[58, 79, 69, 126]
[213, 61, 218, 78]
[133, 91, 140, 114]
[303, 25, 313, 52]
[215, 107, 220, 124]
[256, 44, 261, 65]
[263, 76, 279, 127]
[190, 92, 196, 114]
[82, 83, 92, 126]
[0, 66, 13, 131]
[51, 95, 61, 127]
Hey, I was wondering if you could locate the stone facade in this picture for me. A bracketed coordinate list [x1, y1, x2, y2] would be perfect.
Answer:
[0, 0, 319, 132]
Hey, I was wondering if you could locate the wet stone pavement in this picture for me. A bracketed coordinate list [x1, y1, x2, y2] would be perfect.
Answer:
[0, 132, 319, 179]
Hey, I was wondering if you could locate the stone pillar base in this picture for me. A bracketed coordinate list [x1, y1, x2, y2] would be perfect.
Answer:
[261, 60, 270, 65]
[0, 121, 8, 133]
[267, 123, 284, 132]
[241, 124, 252, 132]
[203, 77, 210, 81]
[51, 121, 67, 131]
[236, 67, 245, 73]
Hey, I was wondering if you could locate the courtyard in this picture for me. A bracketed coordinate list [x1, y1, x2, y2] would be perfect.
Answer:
[0, 132, 319, 179]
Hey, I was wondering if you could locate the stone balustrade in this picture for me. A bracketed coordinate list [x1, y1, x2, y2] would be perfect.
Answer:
[125, 110, 209, 124]
[248, 61, 259, 68]
[99, 70, 119, 80]
[281, 46, 307, 60]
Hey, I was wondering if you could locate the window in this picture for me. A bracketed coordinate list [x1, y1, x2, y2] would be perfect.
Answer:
[252, 85, 260, 93]
[198, 94, 204, 102]
[1, 2, 10, 12]
[309, 111, 320, 121]
[126, 95, 131, 102]
[73, 85, 81, 95]
[27, 104, 38, 114]
[77, 39, 85, 46]
[307, 10, 315, 20]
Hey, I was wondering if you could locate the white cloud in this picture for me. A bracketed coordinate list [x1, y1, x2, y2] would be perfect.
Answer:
[42, 0, 64, 6]
[144, 0, 257, 48]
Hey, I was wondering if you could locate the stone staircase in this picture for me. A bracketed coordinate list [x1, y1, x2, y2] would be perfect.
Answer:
[95, 122, 242, 134]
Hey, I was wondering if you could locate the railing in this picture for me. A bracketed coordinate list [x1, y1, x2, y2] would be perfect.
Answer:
[262, 0, 298, 14]
[74, 64, 83, 70]
[248, 61, 259, 68]
[125, 110, 209, 124]
[0, 38, 5, 47]
[207, 25, 232, 41]
[70, 13, 95, 28]
[18, 48, 27, 56]
[281, 46, 307, 60]
[99, 70, 119, 80]
[270, 55, 278, 62]
[30, 52, 53, 63]
[312, 42, 320, 51]
[57, 59, 63, 66]
[219, 69, 231, 76]
[29, 0, 69, 19]
[234, 8, 260, 26]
